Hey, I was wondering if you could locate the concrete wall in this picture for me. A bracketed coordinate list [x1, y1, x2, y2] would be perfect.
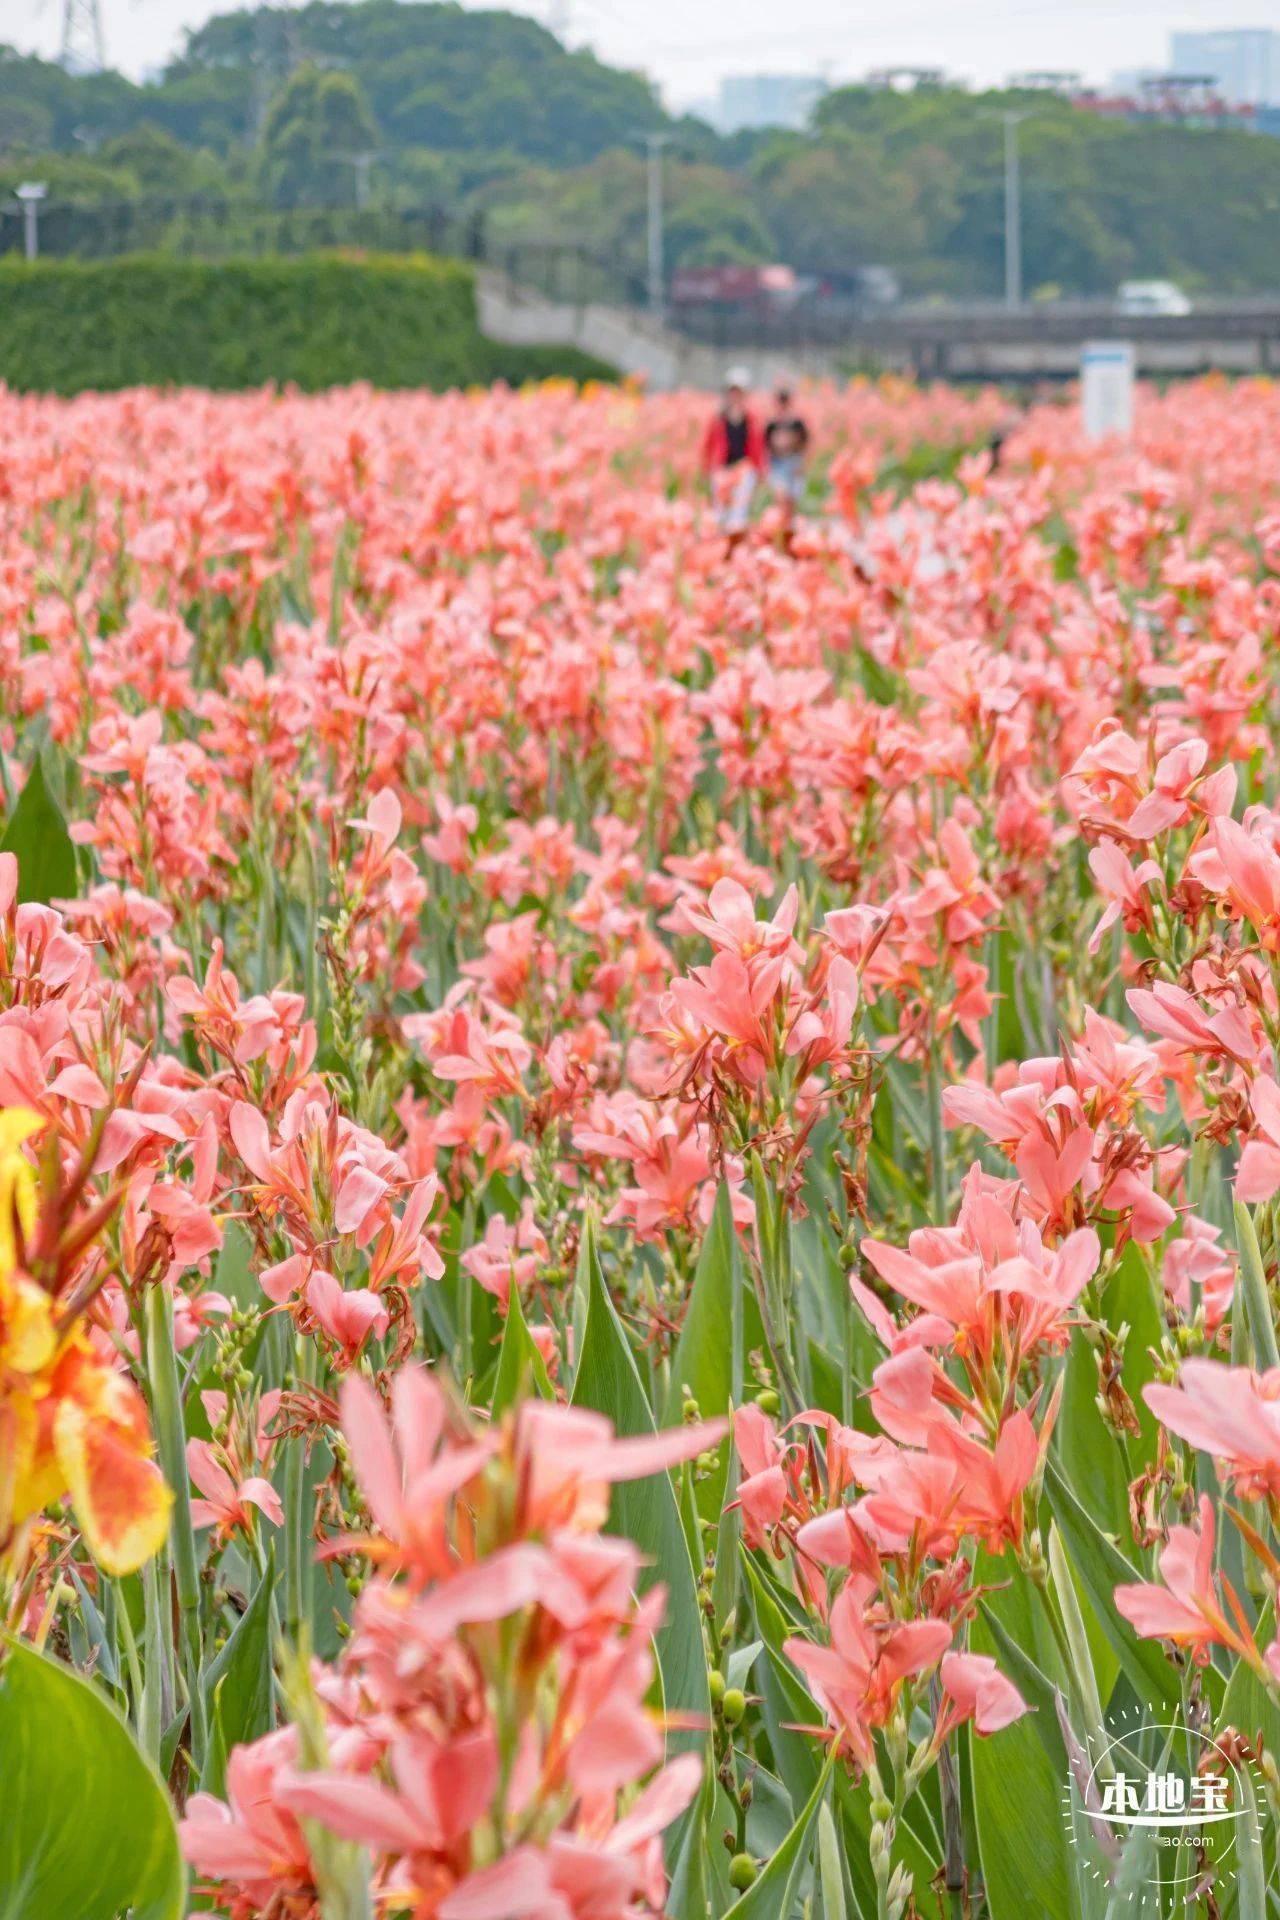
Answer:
[476, 273, 837, 390]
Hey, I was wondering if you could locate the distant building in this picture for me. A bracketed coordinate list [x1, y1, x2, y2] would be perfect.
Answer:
[865, 67, 949, 92]
[1081, 68, 1250, 128]
[1007, 71, 1082, 96]
[1169, 29, 1280, 108]
[1109, 67, 1163, 96]
[711, 73, 827, 133]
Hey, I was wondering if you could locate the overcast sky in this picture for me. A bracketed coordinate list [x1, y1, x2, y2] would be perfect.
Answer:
[9, 0, 1280, 108]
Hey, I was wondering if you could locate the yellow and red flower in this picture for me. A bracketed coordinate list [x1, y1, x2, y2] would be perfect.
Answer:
[0, 1108, 171, 1578]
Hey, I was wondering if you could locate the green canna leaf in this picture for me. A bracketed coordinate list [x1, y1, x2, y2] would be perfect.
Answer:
[0, 1638, 185, 1920]
[490, 1278, 554, 1416]
[661, 1180, 741, 1429]
[1233, 1203, 1280, 1372]
[200, 1546, 276, 1797]
[816, 1798, 849, 1920]
[722, 1750, 834, 1920]
[1043, 1459, 1181, 1715]
[0, 756, 77, 906]
[970, 1607, 1081, 1920]
[569, 1216, 711, 1749]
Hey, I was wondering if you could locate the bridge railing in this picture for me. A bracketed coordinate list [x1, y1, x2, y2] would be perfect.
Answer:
[674, 298, 1280, 350]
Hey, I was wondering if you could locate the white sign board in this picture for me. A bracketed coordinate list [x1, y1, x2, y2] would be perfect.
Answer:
[1081, 341, 1135, 442]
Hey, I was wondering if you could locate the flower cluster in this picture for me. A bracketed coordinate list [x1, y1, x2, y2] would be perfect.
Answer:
[7, 373, 1280, 1918]
[182, 1368, 722, 1918]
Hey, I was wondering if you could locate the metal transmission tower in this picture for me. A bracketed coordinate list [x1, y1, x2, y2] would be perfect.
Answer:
[249, 3, 302, 143]
[60, 0, 107, 74]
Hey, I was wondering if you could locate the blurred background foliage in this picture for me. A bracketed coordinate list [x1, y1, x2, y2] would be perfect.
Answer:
[5, 2, 1280, 296]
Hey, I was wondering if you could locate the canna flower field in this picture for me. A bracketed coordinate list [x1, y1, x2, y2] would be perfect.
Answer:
[5, 370, 1280, 1919]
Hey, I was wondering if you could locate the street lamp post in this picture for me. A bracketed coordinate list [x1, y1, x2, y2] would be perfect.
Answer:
[999, 112, 1029, 309]
[15, 183, 48, 263]
[642, 133, 672, 322]
[351, 151, 375, 213]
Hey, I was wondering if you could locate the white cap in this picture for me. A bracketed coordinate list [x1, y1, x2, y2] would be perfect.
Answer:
[724, 364, 752, 390]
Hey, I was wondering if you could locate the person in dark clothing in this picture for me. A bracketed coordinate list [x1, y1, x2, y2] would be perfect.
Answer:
[987, 409, 1022, 473]
[701, 367, 766, 539]
[765, 385, 810, 504]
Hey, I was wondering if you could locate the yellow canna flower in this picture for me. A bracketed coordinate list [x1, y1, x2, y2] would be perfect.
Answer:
[0, 1105, 171, 1578]
[0, 1106, 40, 1279]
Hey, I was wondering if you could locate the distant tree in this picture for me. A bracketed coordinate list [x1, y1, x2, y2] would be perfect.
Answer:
[143, 69, 256, 155]
[97, 122, 229, 195]
[481, 150, 772, 280]
[664, 188, 773, 267]
[257, 64, 378, 207]
[753, 134, 927, 278]
[0, 153, 139, 203]
[0, 95, 54, 155]
[179, 4, 665, 166]
[7, 21, 1280, 295]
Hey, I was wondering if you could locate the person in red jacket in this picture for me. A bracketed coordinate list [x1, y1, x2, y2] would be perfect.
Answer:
[701, 366, 766, 542]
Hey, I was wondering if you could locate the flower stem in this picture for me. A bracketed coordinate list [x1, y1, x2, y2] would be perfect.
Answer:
[144, 1281, 207, 1769]
[927, 1041, 948, 1226]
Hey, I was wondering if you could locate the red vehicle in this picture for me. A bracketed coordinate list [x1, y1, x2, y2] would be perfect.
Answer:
[670, 263, 800, 309]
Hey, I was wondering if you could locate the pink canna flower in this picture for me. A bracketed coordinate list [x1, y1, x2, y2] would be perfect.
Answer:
[784, 1575, 953, 1770]
[459, 1208, 548, 1309]
[854, 1409, 1040, 1559]
[1235, 1076, 1280, 1204]
[511, 1398, 728, 1535]
[666, 947, 788, 1084]
[1144, 1358, 1280, 1501]
[1161, 1217, 1236, 1328]
[859, 1167, 1098, 1381]
[422, 793, 478, 873]
[1086, 841, 1163, 951]
[338, 1367, 493, 1577]
[1126, 981, 1259, 1067]
[281, 1723, 498, 1870]
[1114, 1495, 1255, 1663]
[937, 1651, 1029, 1737]
[681, 877, 800, 962]
[186, 1438, 284, 1538]
[730, 1402, 790, 1545]
[304, 1269, 391, 1362]
[1195, 814, 1280, 949]
[181, 1729, 315, 1911]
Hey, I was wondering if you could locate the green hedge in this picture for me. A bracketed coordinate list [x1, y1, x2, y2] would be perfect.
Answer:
[0, 252, 615, 393]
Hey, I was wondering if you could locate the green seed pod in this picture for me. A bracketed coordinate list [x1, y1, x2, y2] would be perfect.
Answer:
[708, 1667, 726, 1708]
[754, 1389, 780, 1416]
[721, 1686, 746, 1726]
[728, 1854, 757, 1892]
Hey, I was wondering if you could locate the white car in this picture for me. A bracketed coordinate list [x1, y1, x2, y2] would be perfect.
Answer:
[1116, 280, 1192, 317]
